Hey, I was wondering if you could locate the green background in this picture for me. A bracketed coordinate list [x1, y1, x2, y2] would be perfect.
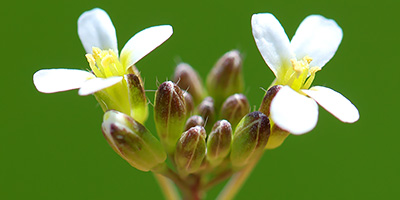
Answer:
[1, 0, 398, 199]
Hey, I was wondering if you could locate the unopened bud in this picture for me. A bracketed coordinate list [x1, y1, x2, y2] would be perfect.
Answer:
[184, 115, 205, 131]
[125, 74, 148, 123]
[230, 111, 270, 168]
[102, 110, 167, 172]
[174, 126, 206, 175]
[259, 85, 282, 116]
[154, 81, 187, 153]
[206, 50, 244, 107]
[183, 91, 195, 114]
[265, 124, 290, 149]
[173, 63, 205, 104]
[197, 97, 215, 130]
[206, 120, 232, 166]
[220, 94, 250, 128]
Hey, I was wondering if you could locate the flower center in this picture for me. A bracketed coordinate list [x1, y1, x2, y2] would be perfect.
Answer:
[86, 47, 125, 78]
[276, 56, 320, 91]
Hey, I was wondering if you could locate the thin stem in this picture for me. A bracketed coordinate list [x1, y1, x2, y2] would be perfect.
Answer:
[216, 154, 262, 200]
[202, 170, 233, 191]
[153, 163, 191, 198]
[184, 175, 202, 200]
[153, 173, 181, 200]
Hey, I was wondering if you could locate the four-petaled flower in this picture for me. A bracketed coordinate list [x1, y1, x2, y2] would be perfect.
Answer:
[33, 8, 172, 96]
[252, 13, 359, 135]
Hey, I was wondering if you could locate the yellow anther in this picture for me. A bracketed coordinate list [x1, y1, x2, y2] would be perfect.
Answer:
[92, 47, 102, 59]
[85, 54, 103, 77]
[303, 56, 313, 64]
[85, 54, 95, 65]
[291, 59, 303, 73]
[101, 55, 112, 67]
[109, 49, 119, 59]
[100, 50, 108, 59]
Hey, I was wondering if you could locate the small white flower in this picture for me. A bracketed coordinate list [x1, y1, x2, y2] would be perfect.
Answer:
[33, 8, 173, 96]
[252, 13, 359, 135]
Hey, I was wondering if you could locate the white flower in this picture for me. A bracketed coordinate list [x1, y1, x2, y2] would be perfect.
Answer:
[33, 8, 173, 96]
[252, 13, 359, 135]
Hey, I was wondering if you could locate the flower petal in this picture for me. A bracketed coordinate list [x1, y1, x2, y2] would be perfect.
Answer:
[78, 8, 118, 54]
[290, 15, 343, 68]
[120, 25, 173, 69]
[251, 13, 295, 77]
[78, 76, 123, 96]
[302, 86, 359, 123]
[33, 69, 95, 93]
[270, 86, 319, 135]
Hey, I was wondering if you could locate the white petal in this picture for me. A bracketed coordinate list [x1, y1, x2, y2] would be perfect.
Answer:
[290, 15, 343, 68]
[270, 86, 319, 135]
[33, 69, 95, 93]
[78, 8, 118, 54]
[251, 13, 295, 77]
[302, 86, 359, 123]
[120, 25, 173, 69]
[78, 76, 123, 96]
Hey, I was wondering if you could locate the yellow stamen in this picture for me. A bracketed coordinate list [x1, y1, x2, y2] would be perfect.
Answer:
[276, 55, 319, 91]
[302, 66, 321, 89]
[86, 54, 103, 77]
[86, 47, 125, 78]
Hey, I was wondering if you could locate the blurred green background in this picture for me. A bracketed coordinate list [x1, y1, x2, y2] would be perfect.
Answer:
[1, 0, 398, 199]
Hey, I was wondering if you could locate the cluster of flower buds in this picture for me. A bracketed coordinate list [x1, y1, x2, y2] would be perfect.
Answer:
[101, 50, 274, 180]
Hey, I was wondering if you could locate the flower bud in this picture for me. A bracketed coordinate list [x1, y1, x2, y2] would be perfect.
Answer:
[197, 97, 215, 130]
[184, 115, 205, 131]
[206, 120, 232, 166]
[265, 124, 290, 149]
[206, 50, 244, 107]
[220, 94, 250, 128]
[173, 63, 205, 104]
[102, 110, 167, 172]
[154, 81, 187, 153]
[174, 126, 206, 175]
[125, 74, 148, 123]
[230, 111, 270, 168]
[259, 85, 282, 117]
[183, 91, 195, 114]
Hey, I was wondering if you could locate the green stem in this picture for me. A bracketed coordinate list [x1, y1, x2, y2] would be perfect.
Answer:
[153, 173, 181, 200]
[202, 170, 233, 191]
[154, 164, 192, 199]
[216, 154, 262, 200]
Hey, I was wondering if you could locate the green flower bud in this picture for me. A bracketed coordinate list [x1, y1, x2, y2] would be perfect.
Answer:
[206, 120, 232, 166]
[197, 97, 215, 130]
[125, 74, 148, 124]
[230, 111, 270, 168]
[102, 110, 167, 172]
[173, 63, 205, 104]
[259, 85, 282, 117]
[174, 126, 206, 175]
[154, 81, 187, 153]
[206, 50, 244, 107]
[183, 91, 195, 115]
[265, 124, 290, 149]
[184, 115, 205, 131]
[220, 94, 250, 128]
